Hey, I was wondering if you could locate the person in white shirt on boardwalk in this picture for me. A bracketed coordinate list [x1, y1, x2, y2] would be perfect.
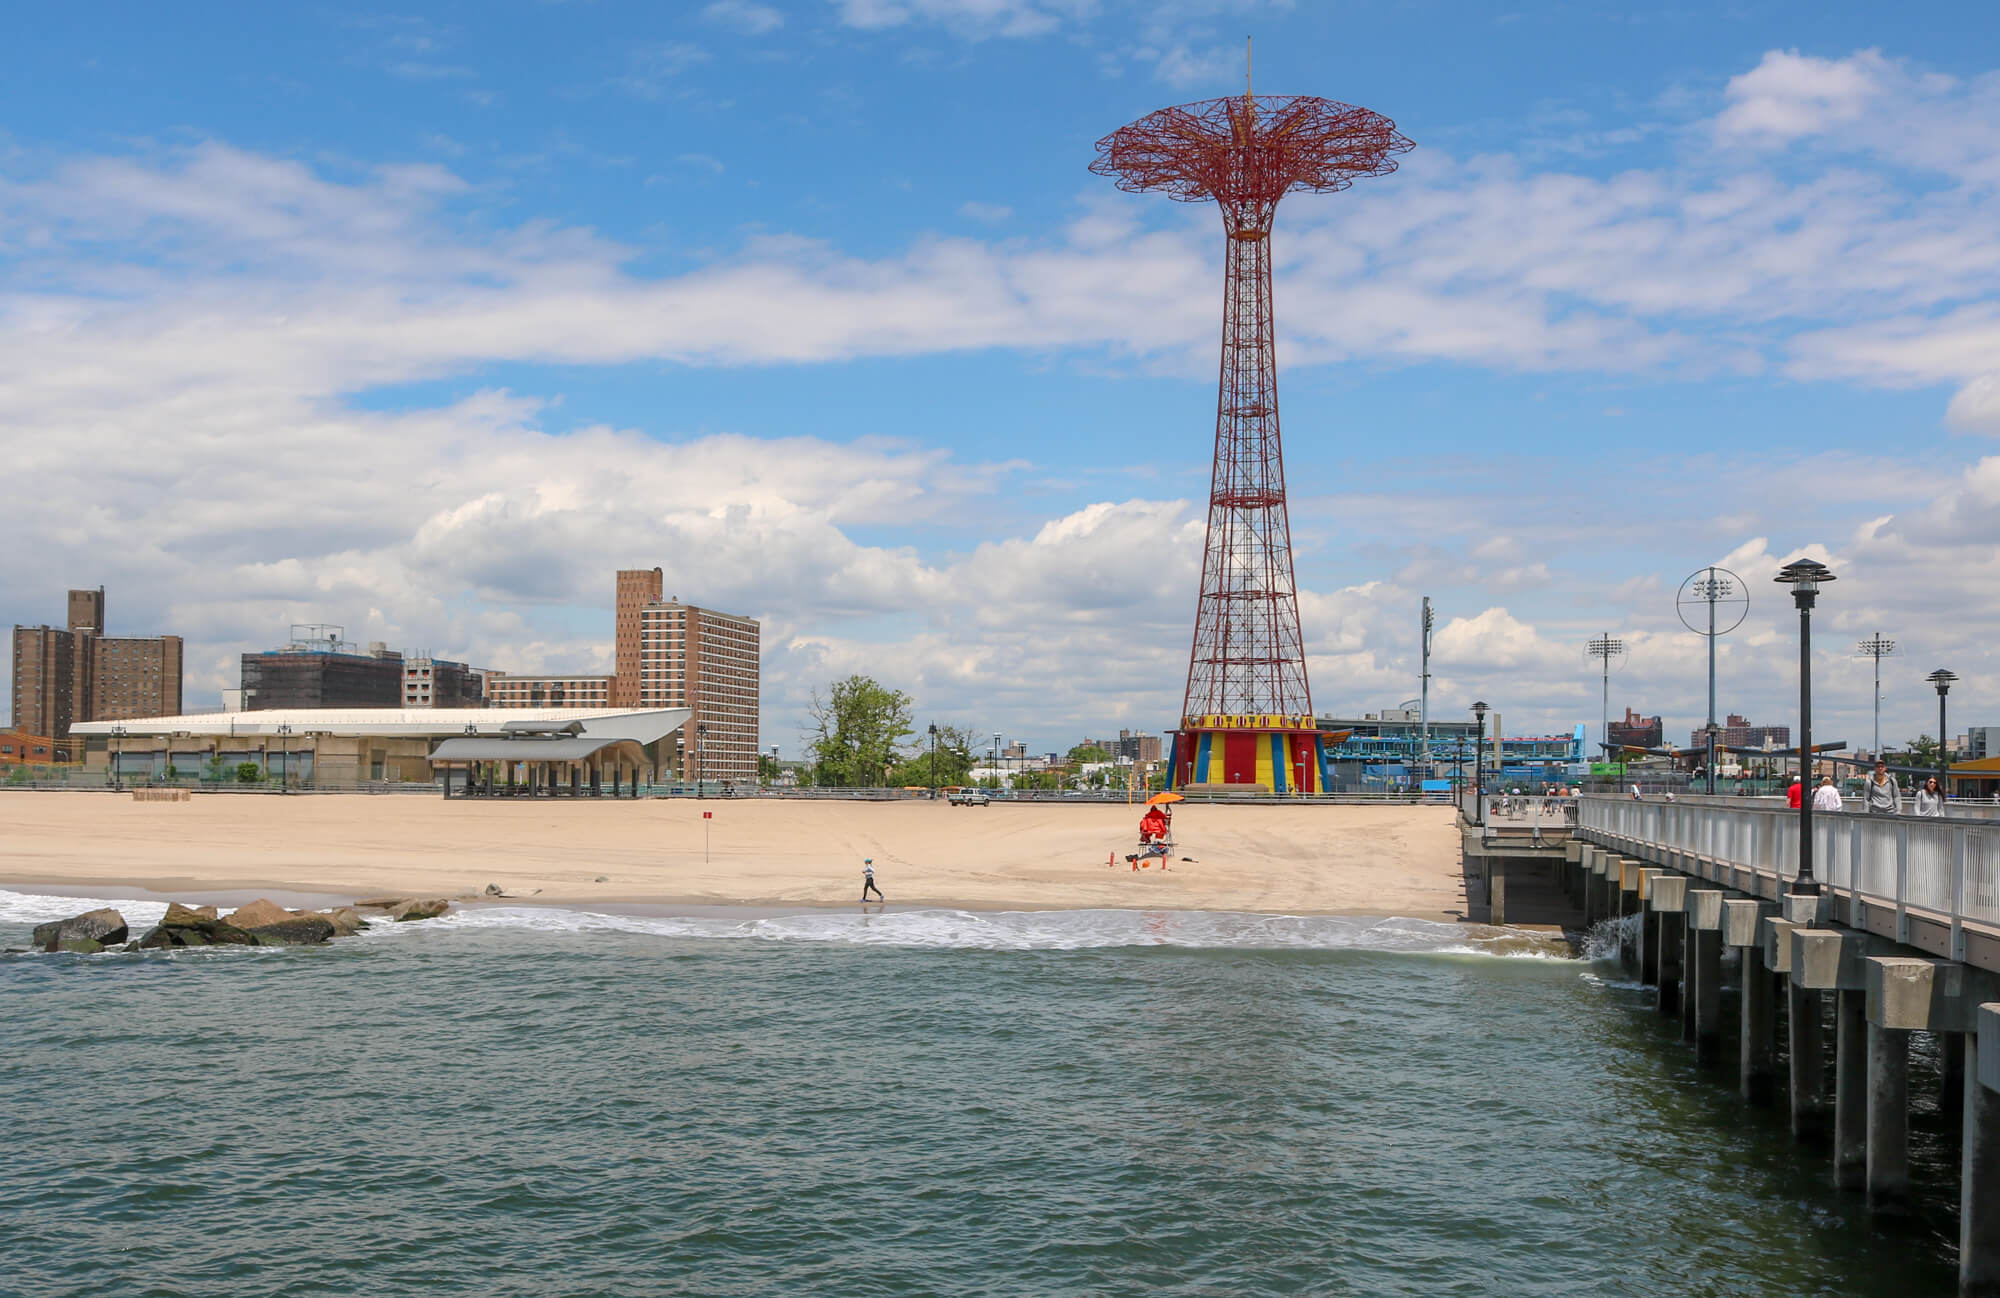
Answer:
[1864, 761, 1902, 816]
[1812, 776, 1844, 812]
[1915, 776, 1947, 817]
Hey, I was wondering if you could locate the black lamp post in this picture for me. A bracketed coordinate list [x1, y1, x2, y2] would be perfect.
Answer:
[1775, 558, 1835, 895]
[1471, 701, 1489, 826]
[928, 722, 938, 799]
[277, 722, 293, 794]
[110, 723, 126, 789]
[696, 722, 708, 798]
[1929, 669, 1957, 795]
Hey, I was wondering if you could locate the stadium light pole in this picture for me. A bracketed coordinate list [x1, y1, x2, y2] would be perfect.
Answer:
[1929, 669, 1957, 794]
[1856, 634, 1896, 760]
[1776, 558, 1835, 895]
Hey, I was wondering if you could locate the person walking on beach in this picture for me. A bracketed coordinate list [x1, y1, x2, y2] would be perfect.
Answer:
[861, 859, 884, 903]
[1812, 776, 1843, 812]
[1864, 761, 1901, 816]
[1915, 776, 1946, 817]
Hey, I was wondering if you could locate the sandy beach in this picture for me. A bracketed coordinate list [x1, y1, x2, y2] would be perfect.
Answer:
[0, 792, 1466, 918]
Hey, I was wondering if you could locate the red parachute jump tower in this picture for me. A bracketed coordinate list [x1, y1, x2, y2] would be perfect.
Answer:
[1092, 80, 1411, 792]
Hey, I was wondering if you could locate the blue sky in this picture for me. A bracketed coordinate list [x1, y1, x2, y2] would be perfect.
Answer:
[5, 0, 2000, 758]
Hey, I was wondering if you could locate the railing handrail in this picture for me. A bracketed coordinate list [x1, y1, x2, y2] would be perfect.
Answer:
[1575, 792, 1999, 948]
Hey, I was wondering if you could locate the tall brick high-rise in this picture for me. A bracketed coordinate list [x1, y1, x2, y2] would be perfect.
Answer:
[613, 568, 663, 709]
[11, 587, 183, 739]
[637, 598, 760, 783]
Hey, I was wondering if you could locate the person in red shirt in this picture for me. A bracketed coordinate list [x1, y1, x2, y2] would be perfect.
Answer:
[1139, 806, 1168, 843]
[1786, 777, 1803, 810]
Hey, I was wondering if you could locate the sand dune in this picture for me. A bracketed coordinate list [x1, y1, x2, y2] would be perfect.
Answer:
[0, 792, 1468, 917]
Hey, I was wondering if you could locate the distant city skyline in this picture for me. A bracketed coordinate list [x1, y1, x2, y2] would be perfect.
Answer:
[3, 3, 1998, 757]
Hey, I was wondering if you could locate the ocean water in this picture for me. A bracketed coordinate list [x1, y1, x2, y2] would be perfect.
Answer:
[1, 891, 1963, 1297]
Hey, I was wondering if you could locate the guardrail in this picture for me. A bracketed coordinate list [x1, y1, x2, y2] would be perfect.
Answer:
[1579, 795, 2000, 931]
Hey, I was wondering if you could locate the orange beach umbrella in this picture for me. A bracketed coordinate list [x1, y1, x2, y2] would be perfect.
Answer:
[1146, 792, 1184, 806]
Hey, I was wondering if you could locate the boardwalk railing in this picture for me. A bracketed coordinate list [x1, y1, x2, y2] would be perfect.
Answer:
[1579, 795, 2000, 936]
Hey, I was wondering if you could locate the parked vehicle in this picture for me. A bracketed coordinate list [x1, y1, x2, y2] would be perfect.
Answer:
[948, 789, 991, 806]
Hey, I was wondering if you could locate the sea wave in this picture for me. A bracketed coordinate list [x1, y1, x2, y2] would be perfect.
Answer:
[404, 902, 1571, 956]
[0, 888, 1569, 957]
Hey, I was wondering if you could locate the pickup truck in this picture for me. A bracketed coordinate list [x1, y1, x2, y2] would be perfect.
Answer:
[947, 789, 991, 806]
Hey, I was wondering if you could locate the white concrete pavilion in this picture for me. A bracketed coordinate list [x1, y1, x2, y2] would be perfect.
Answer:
[70, 707, 691, 792]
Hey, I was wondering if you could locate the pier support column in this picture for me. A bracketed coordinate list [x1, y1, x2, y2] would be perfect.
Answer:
[1962, 1003, 2000, 1298]
[1487, 857, 1506, 926]
[1743, 964, 1778, 1105]
[1687, 890, 1724, 1066]
[1946, 1030, 1967, 1133]
[1639, 868, 1665, 987]
[1835, 988, 1868, 1190]
[1868, 1021, 1911, 1210]
[1653, 875, 1686, 1020]
[1789, 983, 1827, 1143]
[1728, 900, 1778, 1104]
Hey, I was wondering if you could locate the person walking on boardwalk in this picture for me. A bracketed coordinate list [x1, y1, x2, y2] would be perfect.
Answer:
[861, 859, 884, 903]
[1811, 775, 1843, 812]
[1915, 776, 1946, 817]
[1787, 776, 1803, 810]
[1864, 761, 1901, 816]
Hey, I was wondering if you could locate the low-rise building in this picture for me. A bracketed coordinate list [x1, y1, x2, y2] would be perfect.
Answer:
[70, 706, 690, 787]
[402, 657, 489, 709]
[241, 627, 402, 710]
[0, 728, 64, 767]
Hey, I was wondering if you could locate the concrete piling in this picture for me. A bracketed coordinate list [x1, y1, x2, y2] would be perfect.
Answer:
[1728, 900, 1779, 1104]
[1651, 875, 1686, 1018]
[1836, 988, 1868, 1190]
[1867, 1021, 1911, 1209]
[1963, 1003, 2000, 1298]
[1687, 890, 1724, 1066]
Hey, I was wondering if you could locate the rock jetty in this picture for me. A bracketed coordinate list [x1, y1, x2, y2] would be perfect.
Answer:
[22, 896, 452, 953]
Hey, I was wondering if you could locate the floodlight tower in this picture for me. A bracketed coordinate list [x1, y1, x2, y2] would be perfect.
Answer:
[1586, 632, 1625, 761]
[1093, 67, 1412, 791]
[1855, 633, 1896, 759]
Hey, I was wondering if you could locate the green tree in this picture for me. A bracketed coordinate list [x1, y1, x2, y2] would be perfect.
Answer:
[886, 723, 982, 788]
[234, 761, 263, 784]
[808, 676, 914, 787]
[1067, 744, 1110, 764]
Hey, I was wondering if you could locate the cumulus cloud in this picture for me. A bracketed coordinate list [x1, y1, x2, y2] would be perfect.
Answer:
[703, 0, 785, 35]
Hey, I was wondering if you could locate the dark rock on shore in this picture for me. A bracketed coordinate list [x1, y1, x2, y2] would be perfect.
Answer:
[33, 908, 129, 952]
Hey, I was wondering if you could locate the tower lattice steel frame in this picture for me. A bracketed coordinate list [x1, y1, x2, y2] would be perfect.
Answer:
[1093, 93, 1412, 721]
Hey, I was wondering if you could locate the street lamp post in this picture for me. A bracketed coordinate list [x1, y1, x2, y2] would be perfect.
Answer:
[992, 731, 1001, 791]
[1776, 558, 1836, 895]
[277, 723, 293, 794]
[928, 722, 938, 799]
[696, 722, 708, 798]
[110, 723, 126, 789]
[1471, 701, 1489, 827]
[1929, 669, 1957, 795]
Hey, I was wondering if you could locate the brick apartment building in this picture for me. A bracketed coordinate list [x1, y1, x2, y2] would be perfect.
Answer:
[433, 569, 760, 781]
[0, 728, 62, 767]
[1689, 713, 1790, 751]
[1607, 708, 1663, 750]
[485, 672, 614, 708]
[10, 587, 183, 739]
[636, 591, 760, 783]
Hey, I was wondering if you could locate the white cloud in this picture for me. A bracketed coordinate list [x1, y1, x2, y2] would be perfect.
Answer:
[957, 200, 1013, 223]
[1716, 48, 1891, 141]
[1947, 373, 2000, 434]
[703, 0, 785, 35]
[834, 0, 1088, 39]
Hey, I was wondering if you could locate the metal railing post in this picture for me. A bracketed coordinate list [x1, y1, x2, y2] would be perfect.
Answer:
[1895, 824, 1909, 944]
[1952, 834, 1968, 963]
